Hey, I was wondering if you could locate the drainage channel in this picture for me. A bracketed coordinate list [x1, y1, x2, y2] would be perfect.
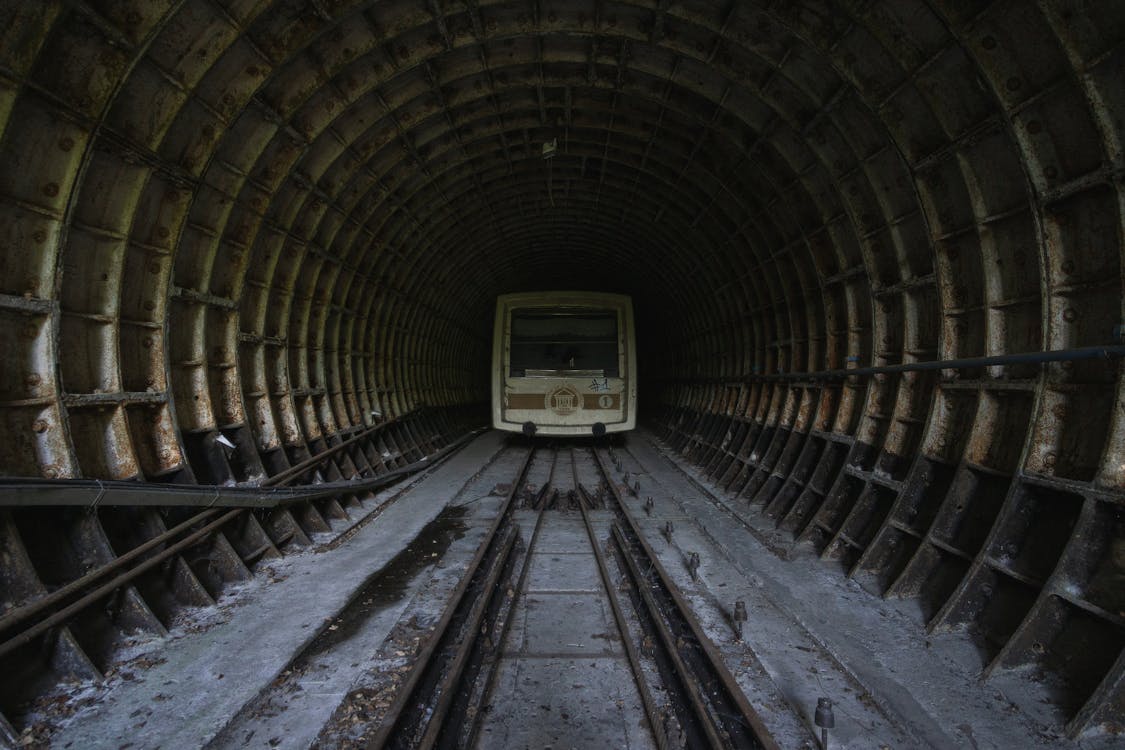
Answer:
[204, 506, 471, 750]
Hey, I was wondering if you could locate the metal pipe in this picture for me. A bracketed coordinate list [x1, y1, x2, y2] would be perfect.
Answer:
[0, 509, 244, 660]
[0, 429, 485, 653]
[262, 410, 418, 488]
[663, 344, 1125, 385]
[0, 508, 223, 636]
[0, 428, 486, 508]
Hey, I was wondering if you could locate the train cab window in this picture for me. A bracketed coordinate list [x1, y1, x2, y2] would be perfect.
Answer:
[509, 308, 620, 377]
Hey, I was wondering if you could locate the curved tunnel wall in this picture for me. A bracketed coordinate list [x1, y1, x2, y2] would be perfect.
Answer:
[0, 0, 1122, 737]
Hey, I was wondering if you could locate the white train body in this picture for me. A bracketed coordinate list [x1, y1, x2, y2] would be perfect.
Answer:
[491, 291, 637, 436]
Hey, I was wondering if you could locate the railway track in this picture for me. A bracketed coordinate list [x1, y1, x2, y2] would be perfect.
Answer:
[30, 431, 1097, 750]
[366, 441, 781, 750]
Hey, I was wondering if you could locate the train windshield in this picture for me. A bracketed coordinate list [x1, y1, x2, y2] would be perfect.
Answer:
[509, 308, 619, 377]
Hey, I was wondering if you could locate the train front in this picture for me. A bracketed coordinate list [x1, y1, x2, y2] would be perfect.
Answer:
[492, 292, 637, 437]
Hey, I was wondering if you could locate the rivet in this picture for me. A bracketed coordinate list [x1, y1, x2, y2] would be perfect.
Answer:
[1062, 308, 1077, 322]
[58, 137, 75, 152]
[43, 183, 59, 197]
[32, 419, 49, 433]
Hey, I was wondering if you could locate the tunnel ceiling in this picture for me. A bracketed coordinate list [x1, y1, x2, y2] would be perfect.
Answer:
[0, 0, 1121, 481]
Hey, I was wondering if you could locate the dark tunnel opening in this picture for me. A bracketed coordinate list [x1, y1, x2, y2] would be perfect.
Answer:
[0, 0, 1123, 744]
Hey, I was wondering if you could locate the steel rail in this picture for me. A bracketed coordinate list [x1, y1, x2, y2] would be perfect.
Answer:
[576, 481, 670, 750]
[459, 491, 551, 750]
[367, 446, 536, 750]
[660, 343, 1125, 384]
[593, 449, 780, 750]
[610, 523, 729, 749]
[424, 454, 554, 750]
[415, 529, 518, 749]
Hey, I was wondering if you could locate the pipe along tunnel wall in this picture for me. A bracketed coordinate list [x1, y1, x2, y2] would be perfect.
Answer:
[0, 0, 1122, 740]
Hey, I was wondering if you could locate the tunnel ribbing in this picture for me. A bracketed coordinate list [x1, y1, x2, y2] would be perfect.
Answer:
[0, 0, 1122, 737]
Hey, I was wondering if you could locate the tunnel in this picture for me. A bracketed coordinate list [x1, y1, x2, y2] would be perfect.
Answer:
[0, 0, 1123, 747]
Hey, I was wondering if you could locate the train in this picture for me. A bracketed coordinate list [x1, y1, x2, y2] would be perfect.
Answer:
[491, 291, 637, 437]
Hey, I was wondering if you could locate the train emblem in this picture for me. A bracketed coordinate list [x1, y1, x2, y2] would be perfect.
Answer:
[546, 386, 582, 415]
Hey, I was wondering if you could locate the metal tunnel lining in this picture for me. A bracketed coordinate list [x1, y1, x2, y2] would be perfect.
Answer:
[0, 0, 1122, 739]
